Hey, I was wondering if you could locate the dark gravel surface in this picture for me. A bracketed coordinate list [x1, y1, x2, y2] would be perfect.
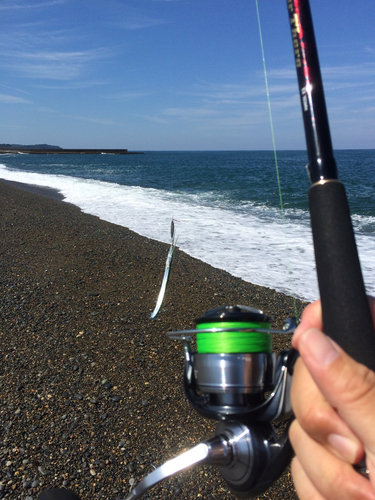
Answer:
[0, 181, 307, 500]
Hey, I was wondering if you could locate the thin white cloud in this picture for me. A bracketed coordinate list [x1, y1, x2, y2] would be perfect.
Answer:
[155, 105, 273, 131]
[106, 91, 153, 101]
[118, 17, 167, 30]
[135, 114, 168, 124]
[36, 80, 109, 90]
[0, 93, 32, 104]
[0, 15, 114, 81]
[354, 95, 375, 102]
[0, 123, 27, 129]
[202, 63, 375, 119]
[364, 45, 375, 55]
[265, 68, 296, 80]
[66, 114, 118, 126]
[11, 49, 106, 63]
[3, 48, 111, 80]
[180, 80, 295, 109]
[0, 0, 64, 10]
[141, 74, 304, 132]
[322, 62, 375, 79]
[0, 83, 31, 95]
[0, 29, 80, 55]
[163, 107, 216, 119]
[34, 105, 57, 113]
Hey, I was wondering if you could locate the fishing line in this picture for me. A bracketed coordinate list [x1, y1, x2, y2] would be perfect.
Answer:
[255, 0, 299, 321]
[196, 320, 272, 353]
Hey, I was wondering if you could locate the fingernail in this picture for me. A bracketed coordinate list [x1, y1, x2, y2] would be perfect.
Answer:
[327, 433, 359, 463]
[301, 329, 339, 366]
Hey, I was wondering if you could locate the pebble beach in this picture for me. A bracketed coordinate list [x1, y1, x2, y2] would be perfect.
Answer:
[0, 180, 307, 500]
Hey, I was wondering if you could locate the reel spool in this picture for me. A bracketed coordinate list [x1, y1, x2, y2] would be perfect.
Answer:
[126, 305, 298, 500]
[169, 304, 297, 422]
[190, 305, 275, 414]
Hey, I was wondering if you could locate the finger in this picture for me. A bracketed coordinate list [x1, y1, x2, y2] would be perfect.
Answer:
[291, 357, 364, 463]
[292, 300, 322, 350]
[289, 420, 375, 500]
[297, 327, 375, 489]
[291, 456, 326, 500]
[293, 296, 375, 351]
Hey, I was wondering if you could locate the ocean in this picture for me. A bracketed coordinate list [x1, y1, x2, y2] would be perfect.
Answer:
[1, 149, 374, 302]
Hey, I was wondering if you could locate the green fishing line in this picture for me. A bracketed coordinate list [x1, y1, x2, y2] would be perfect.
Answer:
[196, 321, 272, 354]
[256, 0, 299, 323]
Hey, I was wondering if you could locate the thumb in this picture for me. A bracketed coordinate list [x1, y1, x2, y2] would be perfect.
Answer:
[298, 328, 375, 482]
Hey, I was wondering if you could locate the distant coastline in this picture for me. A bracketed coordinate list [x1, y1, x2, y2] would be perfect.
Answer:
[0, 144, 143, 155]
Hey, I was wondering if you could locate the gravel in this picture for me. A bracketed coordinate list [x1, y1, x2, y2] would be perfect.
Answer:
[0, 181, 306, 499]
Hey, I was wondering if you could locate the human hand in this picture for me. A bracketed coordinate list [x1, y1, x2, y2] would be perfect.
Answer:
[289, 298, 375, 500]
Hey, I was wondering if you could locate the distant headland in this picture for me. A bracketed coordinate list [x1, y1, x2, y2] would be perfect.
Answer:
[0, 144, 143, 155]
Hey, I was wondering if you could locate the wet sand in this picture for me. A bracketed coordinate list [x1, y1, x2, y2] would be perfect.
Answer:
[0, 179, 65, 202]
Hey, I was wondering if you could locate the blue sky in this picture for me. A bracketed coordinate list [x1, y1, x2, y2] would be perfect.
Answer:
[1, 0, 374, 150]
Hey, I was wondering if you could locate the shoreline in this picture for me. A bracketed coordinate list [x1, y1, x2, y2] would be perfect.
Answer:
[0, 180, 304, 499]
[0, 178, 66, 202]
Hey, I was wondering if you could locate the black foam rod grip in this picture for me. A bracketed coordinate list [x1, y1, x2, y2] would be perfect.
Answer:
[309, 180, 375, 371]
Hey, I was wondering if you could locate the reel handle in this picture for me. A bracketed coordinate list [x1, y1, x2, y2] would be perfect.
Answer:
[124, 422, 293, 500]
[124, 436, 232, 500]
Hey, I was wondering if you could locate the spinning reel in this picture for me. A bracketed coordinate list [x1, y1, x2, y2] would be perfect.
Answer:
[126, 305, 298, 499]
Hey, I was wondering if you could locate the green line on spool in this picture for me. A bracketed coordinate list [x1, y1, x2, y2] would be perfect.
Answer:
[196, 321, 272, 354]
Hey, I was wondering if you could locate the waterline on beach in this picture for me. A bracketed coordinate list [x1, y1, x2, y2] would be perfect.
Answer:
[1, 150, 374, 302]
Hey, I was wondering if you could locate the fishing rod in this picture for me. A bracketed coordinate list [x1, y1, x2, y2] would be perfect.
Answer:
[287, 0, 375, 370]
[36, 1, 375, 499]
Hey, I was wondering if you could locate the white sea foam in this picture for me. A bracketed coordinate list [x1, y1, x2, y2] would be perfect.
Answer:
[1, 162, 375, 303]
